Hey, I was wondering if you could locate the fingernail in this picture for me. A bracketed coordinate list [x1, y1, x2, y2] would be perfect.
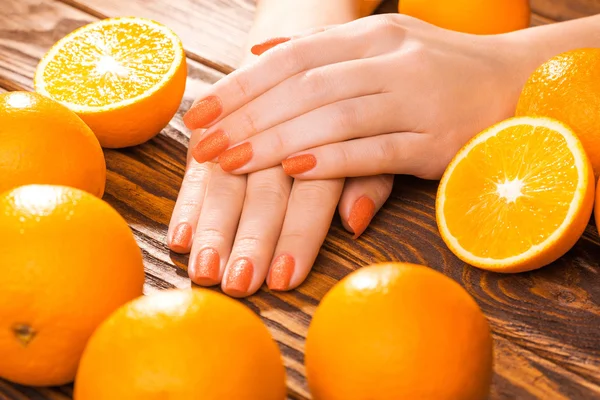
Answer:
[224, 258, 254, 296]
[251, 37, 291, 56]
[219, 142, 253, 172]
[190, 248, 220, 286]
[348, 196, 376, 239]
[171, 223, 192, 253]
[192, 130, 229, 163]
[282, 154, 316, 175]
[183, 95, 222, 129]
[268, 254, 295, 291]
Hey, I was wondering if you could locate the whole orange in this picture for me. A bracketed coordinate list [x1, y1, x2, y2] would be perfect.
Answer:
[74, 289, 286, 400]
[516, 48, 600, 176]
[399, 0, 530, 34]
[0, 91, 105, 197]
[596, 178, 600, 231]
[0, 185, 145, 386]
[305, 263, 493, 400]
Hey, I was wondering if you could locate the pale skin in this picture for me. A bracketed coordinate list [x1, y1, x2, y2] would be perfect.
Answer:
[169, 0, 389, 298]
[173, 2, 600, 297]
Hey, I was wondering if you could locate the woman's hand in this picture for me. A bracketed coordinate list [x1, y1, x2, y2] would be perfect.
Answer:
[168, 0, 391, 298]
[168, 129, 392, 297]
[184, 14, 534, 180]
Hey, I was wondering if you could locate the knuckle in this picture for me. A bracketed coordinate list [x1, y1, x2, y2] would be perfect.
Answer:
[403, 44, 432, 71]
[374, 137, 403, 170]
[275, 41, 306, 76]
[208, 179, 244, 198]
[335, 144, 351, 168]
[183, 164, 212, 186]
[293, 182, 334, 207]
[193, 226, 225, 244]
[372, 175, 394, 199]
[277, 230, 307, 243]
[370, 14, 405, 36]
[247, 179, 290, 206]
[233, 233, 262, 252]
[331, 102, 359, 132]
[232, 72, 252, 98]
[269, 130, 287, 155]
[238, 109, 259, 136]
[299, 68, 329, 98]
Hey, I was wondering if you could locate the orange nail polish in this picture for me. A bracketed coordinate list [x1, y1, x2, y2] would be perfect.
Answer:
[192, 130, 229, 163]
[191, 248, 220, 286]
[348, 196, 376, 239]
[251, 37, 291, 56]
[171, 222, 192, 253]
[268, 254, 295, 291]
[219, 142, 253, 172]
[282, 154, 316, 175]
[183, 95, 222, 129]
[224, 258, 254, 296]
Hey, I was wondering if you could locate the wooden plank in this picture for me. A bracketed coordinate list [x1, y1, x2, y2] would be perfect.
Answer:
[1, 0, 600, 399]
[49, 0, 600, 75]
[531, 0, 600, 21]
[56, 0, 254, 73]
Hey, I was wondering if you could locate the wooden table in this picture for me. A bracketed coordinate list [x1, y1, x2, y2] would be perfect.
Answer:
[1, 0, 599, 398]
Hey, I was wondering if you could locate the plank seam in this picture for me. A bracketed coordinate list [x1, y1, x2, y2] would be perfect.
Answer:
[53, 0, 234, 74]
[0, 76, 26, 92]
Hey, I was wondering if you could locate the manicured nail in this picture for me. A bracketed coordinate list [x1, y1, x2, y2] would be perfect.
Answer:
[219, 142, 253, 172]
[282, 154, 316, 175]
[183, 95, 222, 129]
[224, 258, 254, 296]
[192, 130, 229, 163]
[251, 37, 291, 56]
[171, 223, 192, 253]
[348, 196, 376, 239]
[268, 254, 295, 291]
[190, 248, 220, 286]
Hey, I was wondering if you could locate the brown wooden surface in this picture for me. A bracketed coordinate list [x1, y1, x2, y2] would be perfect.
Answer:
[0, 0, 599, 399]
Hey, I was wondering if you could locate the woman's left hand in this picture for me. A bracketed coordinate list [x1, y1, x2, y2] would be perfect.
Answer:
[184, 14, 535, 180]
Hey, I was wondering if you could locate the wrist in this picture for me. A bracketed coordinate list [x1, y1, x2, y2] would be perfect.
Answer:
[503, 15, 600, 78]
[242, 0, 360, 65]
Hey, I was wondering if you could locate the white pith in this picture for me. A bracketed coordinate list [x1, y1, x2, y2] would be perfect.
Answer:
[437, 117, 588, 268]
[34, 17, 183, 113]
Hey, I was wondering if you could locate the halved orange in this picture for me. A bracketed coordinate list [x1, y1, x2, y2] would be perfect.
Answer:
[34, 17, 186, 148]
[436, 116, 594, 273]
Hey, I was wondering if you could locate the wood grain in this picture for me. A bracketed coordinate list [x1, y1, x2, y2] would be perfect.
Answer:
[0, 0, 599, 399]
[57, 0, 255, 73]
[530, 0, 600, 21]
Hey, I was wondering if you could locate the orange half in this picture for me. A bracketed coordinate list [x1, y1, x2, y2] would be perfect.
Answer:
[34, 17, 186, 148]
[436, 116, 594, 272]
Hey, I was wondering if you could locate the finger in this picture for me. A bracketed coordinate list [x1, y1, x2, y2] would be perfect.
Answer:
[250, 26, 337, 55]
[167, 159, 214, 254]
[282, 132, 433, 179]
[188, 165, 247, 286]
[267, 178, 344, 291]
[193, 62, 389, 165]
[222, 167, 293, 297]
[183, 16, 398, 130]
[339, 175, 393, 239]
[217, 93, 402, 173]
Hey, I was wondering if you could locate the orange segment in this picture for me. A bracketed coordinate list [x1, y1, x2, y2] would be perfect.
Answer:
[436, 117, 594, 272]
[34, 17, 186, 148]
